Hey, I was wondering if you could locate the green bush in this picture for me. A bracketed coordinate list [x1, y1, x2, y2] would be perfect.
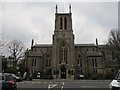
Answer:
[87, 74, 104, 80]
[106, 71, 114, 79]
[4, 66, 17, 74]
[42, 75, 53, 79]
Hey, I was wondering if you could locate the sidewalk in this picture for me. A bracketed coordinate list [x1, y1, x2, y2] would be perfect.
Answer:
[32, 79, 111, 82]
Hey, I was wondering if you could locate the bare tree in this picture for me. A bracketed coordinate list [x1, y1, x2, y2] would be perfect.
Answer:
[7, 40, 25, 66]
[108, 29, 120, 60]
[0, 33, 7, 55]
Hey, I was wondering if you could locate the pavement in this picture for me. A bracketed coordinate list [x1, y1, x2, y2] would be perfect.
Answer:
[17, 79, 112, 89]
[32, 79, 112, 82]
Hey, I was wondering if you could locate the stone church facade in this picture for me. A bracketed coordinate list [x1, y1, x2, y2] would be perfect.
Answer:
[25, 5, 119, 79]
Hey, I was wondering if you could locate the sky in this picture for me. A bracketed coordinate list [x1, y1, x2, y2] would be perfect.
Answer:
[0, 1, 118, 52]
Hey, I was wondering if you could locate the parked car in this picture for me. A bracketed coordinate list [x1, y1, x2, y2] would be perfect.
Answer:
[0, 73, 17, 90]
[5, 73, 22, 82]
[37, 72, 41, 78]
[109, 70, 120, 90]
[22, 72, 32, 81]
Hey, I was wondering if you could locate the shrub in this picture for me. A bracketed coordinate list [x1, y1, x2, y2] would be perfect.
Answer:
[42, 75, 53, 79]
[106, 71, 114, 79]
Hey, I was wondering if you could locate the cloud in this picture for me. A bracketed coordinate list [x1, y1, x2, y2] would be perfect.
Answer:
[2, 2, 54, 48]
[72, 2, 117, 44]
[2, 2, 118, 50]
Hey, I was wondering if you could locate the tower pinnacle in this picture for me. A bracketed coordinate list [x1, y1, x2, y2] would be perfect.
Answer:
[96, 38, 98, 46]
[31, 39, 34, 47]
[56, 4, 58, 13]
[69, 4, 71, 13]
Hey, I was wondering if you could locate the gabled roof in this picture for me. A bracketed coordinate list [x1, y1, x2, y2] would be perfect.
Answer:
[32, 44, 52, 48]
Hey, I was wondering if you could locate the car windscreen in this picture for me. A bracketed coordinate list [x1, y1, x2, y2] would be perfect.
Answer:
[115, 71, 120, 79]
[5, 75, 15, 81]
[12, 74, 17, 78]
[2, 76, 5, 80]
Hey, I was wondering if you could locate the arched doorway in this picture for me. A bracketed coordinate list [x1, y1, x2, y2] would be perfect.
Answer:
[61, 66, 66, 79]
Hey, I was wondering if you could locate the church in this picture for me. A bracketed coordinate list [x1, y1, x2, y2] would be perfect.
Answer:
[25, 5, 119, 79]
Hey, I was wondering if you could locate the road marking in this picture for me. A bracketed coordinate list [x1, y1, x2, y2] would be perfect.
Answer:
[44, 82, 47, 84]
[36, 82, 41, 84]
[54, 82, 58, 84]
[18, 82, 24, 84]
[81, 86, 97, 88]
[63, 82, 64, 85]
[48, 84, 57, 89]
[61, 86, 64, 90]
[49, 82, 53, 84]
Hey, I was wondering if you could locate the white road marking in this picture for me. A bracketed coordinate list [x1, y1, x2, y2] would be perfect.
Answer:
[18, 82, 24, 84]
[49, 82, 53, 84]
[81, 86, 97, 88]
[36, 82, 41, 84]
[48, 84, 57, 89]
[63, 82, 64, 85]
[61, 86, 64, 90]
[54, 82, 58, 84]
[44, 82, 47, 84]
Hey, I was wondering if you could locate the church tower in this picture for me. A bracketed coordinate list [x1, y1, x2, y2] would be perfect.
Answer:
[52, 5, 75, 79]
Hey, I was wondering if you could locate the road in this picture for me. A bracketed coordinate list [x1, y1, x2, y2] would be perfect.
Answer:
[17, 79, 111, 90]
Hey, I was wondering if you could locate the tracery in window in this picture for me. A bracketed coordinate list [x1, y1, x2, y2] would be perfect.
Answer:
[46, 54, 51, 67]
[77, 54, 82, 67]
[60, 42, 67, 64]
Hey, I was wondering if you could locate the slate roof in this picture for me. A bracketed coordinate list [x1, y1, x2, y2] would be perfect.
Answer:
[105, 60, 120, 68]
[86, 51, 102, 57]
[28, 52, 42, 57]
[32, 44, 52, 48]
[75, 44, 97, 47]
[32, 44, 98, 48]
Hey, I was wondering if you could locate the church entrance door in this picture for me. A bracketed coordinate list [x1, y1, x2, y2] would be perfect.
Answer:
[61, 66, 66, 79]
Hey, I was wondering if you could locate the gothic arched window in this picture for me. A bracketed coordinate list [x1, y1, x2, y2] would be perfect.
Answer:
[77, 55, 82, 67]
[60, 17, 63, 29]
[64, 17, 67, 29]
[60, 42, 67, 64]
[46, 54, 51, 67]
[92, 58, 97, 67]
[32, 59, 36, 67]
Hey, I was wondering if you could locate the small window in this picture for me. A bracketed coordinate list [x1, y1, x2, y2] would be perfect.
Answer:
[34, 49, 36, 52]
[95, 59, 97, 67]
[92, 58, 97, 67]
[34, 59, 36, 66]
[53, 70, 56, 75]
[112, 51, 115, 60]
[60, 17, 63, 29]
[32, 59, 34, 66]
[80, 70, 83, 74]
[32, 59, 36, 67]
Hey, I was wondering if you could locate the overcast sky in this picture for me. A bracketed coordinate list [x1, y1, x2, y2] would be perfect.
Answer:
[1, 1, 118, 50]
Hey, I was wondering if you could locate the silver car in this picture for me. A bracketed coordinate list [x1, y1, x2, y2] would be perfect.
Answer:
[109, 70, 120, 90]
